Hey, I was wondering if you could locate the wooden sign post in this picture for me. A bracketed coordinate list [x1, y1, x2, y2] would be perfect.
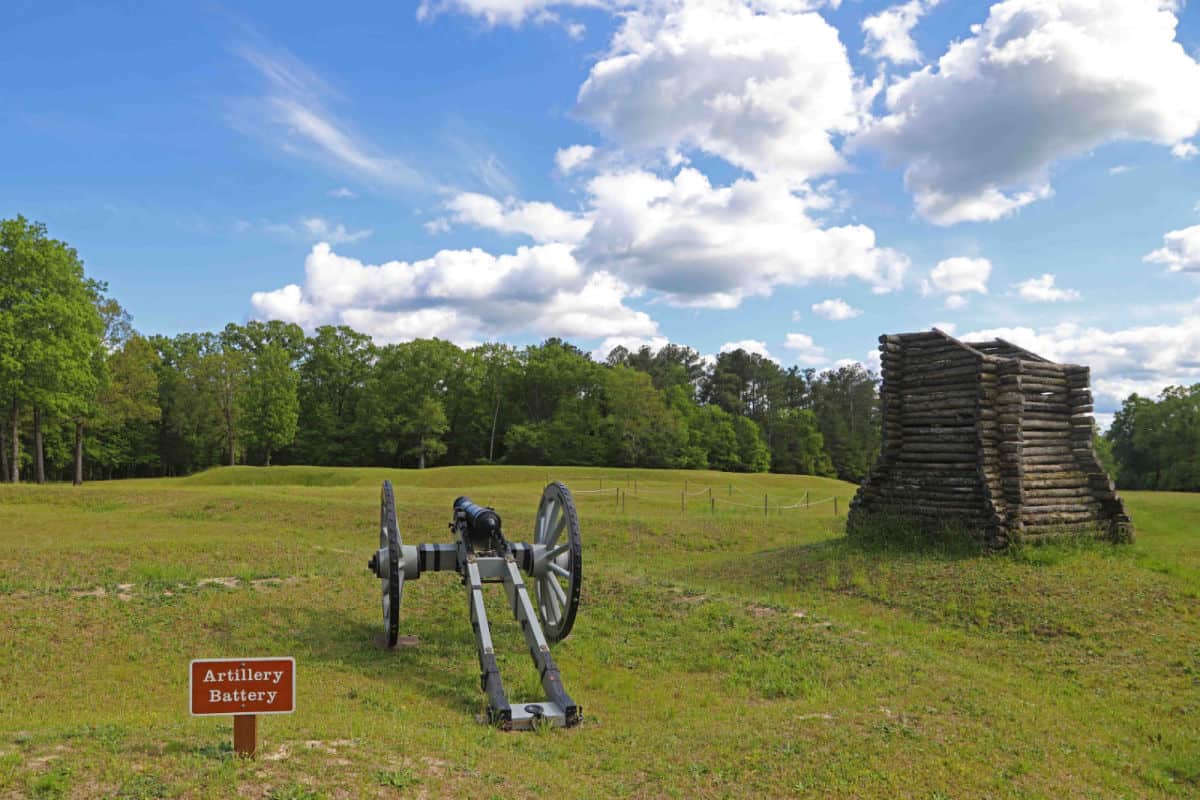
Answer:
[190, 657, 295, 758]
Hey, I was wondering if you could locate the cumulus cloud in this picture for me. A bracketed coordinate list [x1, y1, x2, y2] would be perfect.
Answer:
[961, 319, 1200, 408]
[250, 242, 657, 345]
[328, 187, 356, 198]
[577, 0, 869, 185]
[856, 0, 1200, 224]
[590, 334, 671, 361]
[1144, 224, 1200, 272]
[811, 297, 862, 320]
[782, 332, 826, 363]
[861, 0, 940, 65]
[1013, 273, 1081, 302]
[921, 257, 991, 308]
[440, 192, 592, 243]
[577, 167, 908, 306]
[720, 339, 774, 360]
[555, 145, 596, 174]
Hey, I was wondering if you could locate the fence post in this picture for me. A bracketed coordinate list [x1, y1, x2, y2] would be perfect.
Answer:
[764, 494, 768, 518]
[681, 491, 685, 515]
[805, 490, 809, 508]
[622, 489, 626, 513]
[710, 495, 714, 515]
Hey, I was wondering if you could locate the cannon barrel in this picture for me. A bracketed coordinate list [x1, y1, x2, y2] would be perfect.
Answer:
[454, 496, 502, 549]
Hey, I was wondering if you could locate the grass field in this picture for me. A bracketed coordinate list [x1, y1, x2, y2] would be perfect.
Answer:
[0, 465, 1197, 799]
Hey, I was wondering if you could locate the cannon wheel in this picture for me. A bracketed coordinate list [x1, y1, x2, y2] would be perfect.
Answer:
[533, 481, 582, 643]
[379, 480, 402, 648]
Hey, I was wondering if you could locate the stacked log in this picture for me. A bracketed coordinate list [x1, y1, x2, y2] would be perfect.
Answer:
[850, 330, 1132, 546]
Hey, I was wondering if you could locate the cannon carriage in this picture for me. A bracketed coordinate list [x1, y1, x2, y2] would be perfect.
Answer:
[367, 480, 583, 729]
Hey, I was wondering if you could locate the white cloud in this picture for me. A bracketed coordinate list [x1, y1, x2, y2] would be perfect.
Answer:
[416, 0, 611, 27]
[923, 256, 991, 296]
[1173, 142, 1199, 159]
[861, 0, 940, 65]
[960, 319, 1200, 408]
[591, 334, 671, 361]
[811, 297, 861, 320]
[301, 217, 373, 245]
[555, 145, 596, 174]
[1013, 273, 1081, 302]
[443, 192, 592, 244]
[856, 0, 1200, 224]
[782, 332, 826, 363]
[328, 187, 356, 198]
[720, 339, 774, 360]
[931, 321, 957, 335]
[250, 242, 657, 345]
[943, 293, 968, 310]
[577, 167, 908, 307]
[576, 0, 869, 185]
[1107, 165, 1131, 175]
[236, 46, 423, 188]
[1144, 224, 1200, 272]
[423, 217, 451, 235]
[237, 217, 373, 244]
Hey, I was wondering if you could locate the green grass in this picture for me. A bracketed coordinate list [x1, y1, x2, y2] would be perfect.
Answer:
[0, 465, 1197, 798]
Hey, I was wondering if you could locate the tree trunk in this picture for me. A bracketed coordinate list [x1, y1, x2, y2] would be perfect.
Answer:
[34, 407, 45, 484]
[9, 396, 19, 483]
[489, 391, 501, 462]
[0, 420, 7, 482]
[419, 447, 426, 470]
[227, 424, 235, 467]
[265, 447, 272, 467]
[73, 421, 84, 486]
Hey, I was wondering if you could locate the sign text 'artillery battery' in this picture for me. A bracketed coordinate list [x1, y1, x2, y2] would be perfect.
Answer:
[189, 657, 295, 716]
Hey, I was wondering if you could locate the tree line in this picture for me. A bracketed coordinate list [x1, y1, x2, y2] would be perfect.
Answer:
[1102, 385, 1200, 491]
[1, 216, 884, 485]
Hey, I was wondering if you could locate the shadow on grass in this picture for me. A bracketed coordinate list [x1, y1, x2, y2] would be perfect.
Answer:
[281, 611, 486, 720]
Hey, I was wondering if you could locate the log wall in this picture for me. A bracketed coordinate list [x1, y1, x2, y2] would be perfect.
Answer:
[849, 330, 1132, 546]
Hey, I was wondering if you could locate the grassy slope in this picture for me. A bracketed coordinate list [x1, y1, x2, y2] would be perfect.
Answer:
[0, 465, 1195, 799]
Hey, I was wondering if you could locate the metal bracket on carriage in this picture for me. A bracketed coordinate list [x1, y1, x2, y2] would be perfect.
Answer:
[367, 480, 583, 730]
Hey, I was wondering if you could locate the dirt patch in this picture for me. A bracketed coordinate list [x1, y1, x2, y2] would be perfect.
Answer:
[262, 744, 291, 761]
[116, 583, 134, 601]
[71, 587, 107, 599]
[374, 633, 421, 650]
[198, 577, 240, 589]
[304, 739, 356, 754]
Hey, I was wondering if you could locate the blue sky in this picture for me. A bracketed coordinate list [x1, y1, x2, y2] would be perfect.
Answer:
[4, 0, 1200, 423]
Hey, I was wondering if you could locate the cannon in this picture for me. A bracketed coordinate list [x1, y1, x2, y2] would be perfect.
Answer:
[366, 480, 583, 729]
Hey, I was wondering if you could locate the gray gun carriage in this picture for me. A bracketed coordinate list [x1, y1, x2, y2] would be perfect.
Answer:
[366, 480, 583, 730]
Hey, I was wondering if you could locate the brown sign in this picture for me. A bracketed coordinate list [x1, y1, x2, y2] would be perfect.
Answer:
[190, 657, 295, 716]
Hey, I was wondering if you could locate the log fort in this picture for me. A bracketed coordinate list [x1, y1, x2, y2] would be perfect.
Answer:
[848, 329, 1132, 547]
